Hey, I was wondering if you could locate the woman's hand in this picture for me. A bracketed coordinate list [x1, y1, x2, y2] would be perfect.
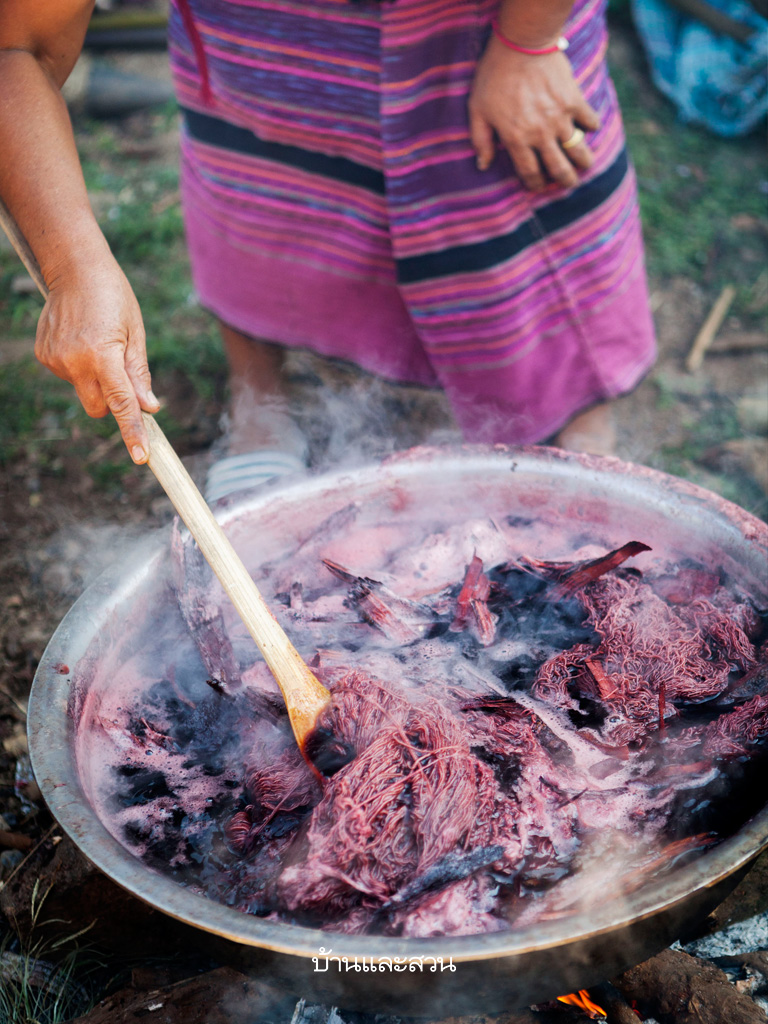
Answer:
[468, 36, 600, 191]
[35, 246, 160, 463]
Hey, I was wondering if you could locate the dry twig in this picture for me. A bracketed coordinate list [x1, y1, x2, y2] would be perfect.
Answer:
[686, 285, 737, 371]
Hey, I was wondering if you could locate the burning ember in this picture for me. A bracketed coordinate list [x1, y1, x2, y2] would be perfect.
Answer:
[556, 990, 607, 1018]
[78, 507, 768, 940]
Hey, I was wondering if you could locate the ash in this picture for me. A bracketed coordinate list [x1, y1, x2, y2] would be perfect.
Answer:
[682, 908, 768, 959]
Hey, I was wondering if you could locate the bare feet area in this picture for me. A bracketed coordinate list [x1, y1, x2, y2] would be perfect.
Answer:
[0, 13, 766, 1023]
[554, 403, 617, 457]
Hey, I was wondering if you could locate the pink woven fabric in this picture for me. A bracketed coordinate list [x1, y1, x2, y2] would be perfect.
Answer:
[170, 0, 656, 442]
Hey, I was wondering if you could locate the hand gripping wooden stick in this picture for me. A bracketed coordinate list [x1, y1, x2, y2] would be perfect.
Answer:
[0, 195, 330, 750]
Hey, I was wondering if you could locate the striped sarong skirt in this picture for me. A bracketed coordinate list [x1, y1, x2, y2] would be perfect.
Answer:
[169, 0, 656, 443]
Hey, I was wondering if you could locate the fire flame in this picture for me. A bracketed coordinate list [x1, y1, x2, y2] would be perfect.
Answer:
[556, 989, 607, 1018]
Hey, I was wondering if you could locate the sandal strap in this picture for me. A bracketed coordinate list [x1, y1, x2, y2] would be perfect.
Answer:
[205, 450, 306, 503]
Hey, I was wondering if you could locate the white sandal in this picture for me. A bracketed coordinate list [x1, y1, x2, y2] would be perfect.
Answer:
[205, 449, 307, 504]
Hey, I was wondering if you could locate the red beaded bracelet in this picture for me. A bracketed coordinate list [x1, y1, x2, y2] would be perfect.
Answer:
[491, 19, 569, 55]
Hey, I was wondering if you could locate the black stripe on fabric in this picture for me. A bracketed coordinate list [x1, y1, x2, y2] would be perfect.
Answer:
[396, 149, 630, 284]
[181, 106, 386, 195]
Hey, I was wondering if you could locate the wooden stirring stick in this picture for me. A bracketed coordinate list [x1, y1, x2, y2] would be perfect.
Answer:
[0, 197, 330, 751]
[143, 414, 331, 746]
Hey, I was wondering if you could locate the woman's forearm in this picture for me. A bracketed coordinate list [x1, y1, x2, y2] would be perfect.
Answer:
[0, 50, 110, 287]
[0, 42, 159, 462]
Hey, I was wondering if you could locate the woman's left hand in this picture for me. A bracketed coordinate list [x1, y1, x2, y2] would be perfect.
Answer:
[468, 36, 600, 191]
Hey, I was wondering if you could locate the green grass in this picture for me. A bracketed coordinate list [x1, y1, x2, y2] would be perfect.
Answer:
[655, 452, 767, 518]
[606, 20, 768, 518]
[0, 109, 226, 478]
[0, 882, 101, 1024]
[81, 136, 225, 397]
[0, 357, 118, 465]
[611, 27, 768, 317]
[0, 947, 93, 1024]
[648, 391, 768, 518]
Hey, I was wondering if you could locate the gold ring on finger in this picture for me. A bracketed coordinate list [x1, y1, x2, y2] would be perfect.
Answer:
[561, 127, 585, 150]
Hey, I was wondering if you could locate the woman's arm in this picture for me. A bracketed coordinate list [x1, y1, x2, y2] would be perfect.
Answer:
[468, 0, 600, 191]
[0, 1, 159, 463]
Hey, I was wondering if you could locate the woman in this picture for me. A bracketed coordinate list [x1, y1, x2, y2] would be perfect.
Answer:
[0, 0, 655, 487]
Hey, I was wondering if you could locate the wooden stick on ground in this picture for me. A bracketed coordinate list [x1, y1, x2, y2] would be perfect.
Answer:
[686, 284, 737, 372]
[709, 330, 768, 353]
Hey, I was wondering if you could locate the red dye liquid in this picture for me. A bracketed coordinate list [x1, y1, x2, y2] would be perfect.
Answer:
[84, 518, 768, 938]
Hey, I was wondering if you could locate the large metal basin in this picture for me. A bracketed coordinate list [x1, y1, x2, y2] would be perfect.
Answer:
[28, 446, 768, 1015]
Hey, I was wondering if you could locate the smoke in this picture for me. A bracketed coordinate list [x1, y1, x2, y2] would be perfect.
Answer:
[217, 346, 462, 475]
[301, 372, 460, 471]
[26, 521, 163, 606]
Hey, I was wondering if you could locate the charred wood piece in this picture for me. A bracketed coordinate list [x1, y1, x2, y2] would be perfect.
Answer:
[322, 559, 434, 644]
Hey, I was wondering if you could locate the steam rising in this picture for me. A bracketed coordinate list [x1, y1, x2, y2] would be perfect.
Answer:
[70, 463, 768, 939]
[268, 350, 461, 470]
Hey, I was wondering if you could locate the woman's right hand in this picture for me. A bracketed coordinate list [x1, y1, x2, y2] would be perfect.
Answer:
[35, 246, 160, 463]
[469, 40, 599, 191]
